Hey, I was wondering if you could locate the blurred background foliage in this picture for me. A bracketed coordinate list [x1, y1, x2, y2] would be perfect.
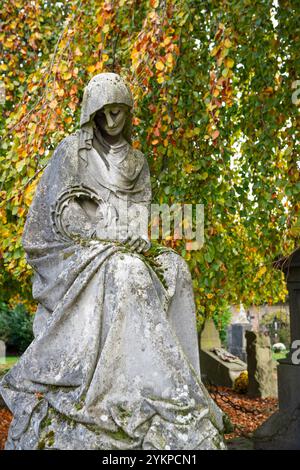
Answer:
[0, 302, 33, 354]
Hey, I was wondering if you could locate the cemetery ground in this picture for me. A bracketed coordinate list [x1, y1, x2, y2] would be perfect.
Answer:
[0, 355, 280, 451]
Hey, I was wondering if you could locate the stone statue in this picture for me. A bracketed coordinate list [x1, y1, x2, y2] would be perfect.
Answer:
[0, 73, 225, 450]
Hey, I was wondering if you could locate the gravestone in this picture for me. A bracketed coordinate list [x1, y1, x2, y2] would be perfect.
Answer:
[254, 248, 300, 449]
[0, 340, 5, 363]
[246, 331, 277, 398]
[0, 341, 6, 407]
[200, 318, 247, 388]
[200, 317, 221, 350]
[227, 303, 252, 362]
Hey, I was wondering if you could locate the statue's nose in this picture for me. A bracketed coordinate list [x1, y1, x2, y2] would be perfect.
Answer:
[104, 110, 115, 128]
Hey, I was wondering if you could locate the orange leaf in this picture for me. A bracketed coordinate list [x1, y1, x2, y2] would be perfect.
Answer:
[211, 130, 220, 140]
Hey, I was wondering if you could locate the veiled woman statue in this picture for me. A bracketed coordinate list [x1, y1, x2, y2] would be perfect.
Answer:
[0, 73, 225, 450]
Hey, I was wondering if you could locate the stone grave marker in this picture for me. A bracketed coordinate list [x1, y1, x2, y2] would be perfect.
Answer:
[246, 330, 277, 398]
[200, 318, 247, 388]
[227, 303, 252, 362]
[0, 340, 6, 364]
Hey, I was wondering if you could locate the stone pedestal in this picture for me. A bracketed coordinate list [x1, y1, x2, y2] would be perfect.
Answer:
[254, 248, 300, 449]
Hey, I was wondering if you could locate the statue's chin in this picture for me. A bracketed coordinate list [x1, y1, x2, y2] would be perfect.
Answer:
[105, 128, 122, 136]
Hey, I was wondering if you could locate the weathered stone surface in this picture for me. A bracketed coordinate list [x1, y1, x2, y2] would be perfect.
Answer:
[0, 73, 225, 450]
[200, 318, 221, 351]
[0, 340, 5, 361]
[254, 406, 300, 450]
[246, 331, 277, 398]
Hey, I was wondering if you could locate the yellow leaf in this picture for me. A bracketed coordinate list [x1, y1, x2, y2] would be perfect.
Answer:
[102, 54, 109, 62]
[166, 53, 173, 65]
[184, 164, 194, 174]
[157, 75, 165, 84]
[24, 183, 36, 206]
[27, 167, 35, 178]
[256, 265, 267, 280]
[224, 38, 232, 48]
[103, 24, 110, 34]
[63, 71, 72, 80]
[155, 60, 165, 71]
[210, 45, 220, 57]
[225, 57, 234, 68]
[162, 37, 172, 47]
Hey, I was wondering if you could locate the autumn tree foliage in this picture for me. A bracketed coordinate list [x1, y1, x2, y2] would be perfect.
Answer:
[0, 0, 299, 325]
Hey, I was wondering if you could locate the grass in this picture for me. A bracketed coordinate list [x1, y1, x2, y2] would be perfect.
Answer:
[272, 350, 289, 361]
[0, 356, 19, 372]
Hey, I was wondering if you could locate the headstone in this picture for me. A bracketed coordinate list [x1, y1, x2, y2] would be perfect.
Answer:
[0, 341, 7, 407]
[254, 248, 300, 449]
[200, 319, 247, 388]
[227, 303, 252, 362]
[246, 330, 277, 398]
[200, 318, 221, 350]
[0, 340, 5, 363]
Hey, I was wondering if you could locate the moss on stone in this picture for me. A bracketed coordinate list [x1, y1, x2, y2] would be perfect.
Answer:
[222, 413, 234, 434]
[75, 402, 84, 411]
[37, 440, 46, 450]
[106, 427, 132, 442]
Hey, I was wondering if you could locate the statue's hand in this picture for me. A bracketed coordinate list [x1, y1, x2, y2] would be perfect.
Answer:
[122, 232, 151, 253]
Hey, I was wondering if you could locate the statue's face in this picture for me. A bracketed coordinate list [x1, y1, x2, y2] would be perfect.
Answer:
[94, 104, 128, 137]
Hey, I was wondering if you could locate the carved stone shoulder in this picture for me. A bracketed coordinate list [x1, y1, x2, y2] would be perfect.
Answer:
[45, 133, 80, 184]
[52, 133, 79, 164]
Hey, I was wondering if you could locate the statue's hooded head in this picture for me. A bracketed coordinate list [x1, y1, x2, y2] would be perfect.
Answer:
[79, 73, 134, 158]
